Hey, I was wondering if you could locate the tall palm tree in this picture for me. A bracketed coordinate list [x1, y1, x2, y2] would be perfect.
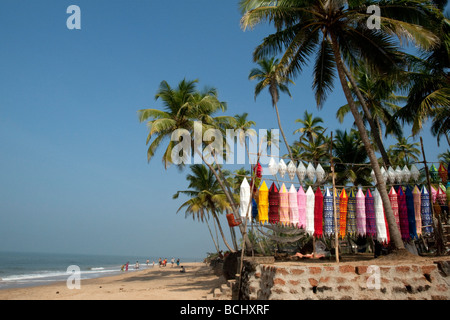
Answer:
[249, 57, 301, 179]
[294, 111, 325, 145]
[138, 79, 227, 168]
[173, 164, 235, 252]
[387, 136, 421, 167]
[240, 0, 440, 251]
[138, 79, 253, 252]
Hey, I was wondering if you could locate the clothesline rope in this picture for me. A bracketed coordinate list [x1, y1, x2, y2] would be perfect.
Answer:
[243, 151, 443, 167]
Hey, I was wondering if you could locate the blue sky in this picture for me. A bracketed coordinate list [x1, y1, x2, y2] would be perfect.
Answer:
[0, 1, 448, 259]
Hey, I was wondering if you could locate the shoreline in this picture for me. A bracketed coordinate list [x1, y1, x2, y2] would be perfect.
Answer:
[0, 262, 223, 300]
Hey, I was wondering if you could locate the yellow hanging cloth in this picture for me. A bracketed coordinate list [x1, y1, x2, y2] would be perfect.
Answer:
[258, 181, 269, 224]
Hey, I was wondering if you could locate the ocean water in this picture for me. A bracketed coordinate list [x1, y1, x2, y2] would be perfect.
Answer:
[0, 251, 195, 290]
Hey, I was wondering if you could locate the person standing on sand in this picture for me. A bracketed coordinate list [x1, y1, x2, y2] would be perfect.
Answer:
[171, 257, 175, 267]
[158, 258, 162, 267]
[125, 262, 129, 271]
[176, 258, 180, 267]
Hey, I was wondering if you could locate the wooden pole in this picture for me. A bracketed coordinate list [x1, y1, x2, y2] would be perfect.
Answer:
[420, 137, 445, 256]
[330, 132, 339, 263]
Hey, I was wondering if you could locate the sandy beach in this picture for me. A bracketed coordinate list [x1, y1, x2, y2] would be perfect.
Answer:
[0, 262, 223, 300]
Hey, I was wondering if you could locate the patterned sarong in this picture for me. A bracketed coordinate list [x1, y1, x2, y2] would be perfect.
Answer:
[396, 186, 410, 241]
[323, 188, 334, 236]
[314, 187, 323, 238]
[339, 189, 348, 239]
[268, 183, 280, 224]
[365, 189, 376, 237]
[346, 189, 357, 236]
[405, 186, 418, 240]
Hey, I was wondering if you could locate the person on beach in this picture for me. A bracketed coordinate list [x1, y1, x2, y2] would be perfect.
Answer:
[135, 261, 139, 269]
[180, 266, 186, 273]
[146, 259, 149, 266]
[125, 262, 129, 271]
[171, 258, 175, 267]
[158, 258, 162, 267]
[176, 258, 180, 267]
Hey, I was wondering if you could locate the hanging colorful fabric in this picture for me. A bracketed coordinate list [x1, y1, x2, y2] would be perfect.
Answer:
[287, 161, 297, 181]
[438, 163, 447, 183]
[279, 183, 289, 225]
[373, 189, 388, 244]
[226, 213, 242, 227]
[314, 187, 324, 237]
[413, 185, 422, 237]
[437, 184, 448, 216]
[297, 186, 306, 229]
[239, 178, 252, 220]
[258, 181, 269, 224]
[339, 189, 348, 239]
[278, 159, 287, 179]
[268, 157, 278, 176]
[430, 164, 438, 182]
[405, 186, 418, 240]
[253, 162, 262, 179]
[410, 164, 420, 183]
[334, 188, 340, 233]
[252, 198, 258, 220]
[346, 189, 357, 237]
[306, 162, 315, 181]
[305, 186, 315, 235]
[431, 185, 437, 204]
[437, 184, 446, 206]
[297, 162, 306, 183]
[421, 186, 433, 234]
[289, 184, 299, 227]
[323, 188, 334, 236]
[268, 182, 280, 224]
[402, 165, 411, 183]
[387, 167, 396, 184]
[365, 189, 376, 237]
[356, 188, 366, 236]
[388, 186, 400, 229]
[315, 164, 325, 183]
[396, 186, 410, 241]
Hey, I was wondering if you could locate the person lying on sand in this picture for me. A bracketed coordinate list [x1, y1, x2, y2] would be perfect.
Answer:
[291, 252, 325, 259]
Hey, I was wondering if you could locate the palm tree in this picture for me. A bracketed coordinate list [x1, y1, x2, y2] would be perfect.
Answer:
[173, 164, 235, 252]
[249, 57, 301, 180]
[240, 0, 440, 251]
[430, 105, 450, 146]
[387, 136, 421, 167]
[336, 65, 405, 150]
[333, 129, 371, 186]
[396, 17, 450, 144]
[294, 111, 325, 145]
[138, 79, 227, 168]
[438, 150, 450, 163]
[138, 79, 253, 252]
[293, 131, 330, 166]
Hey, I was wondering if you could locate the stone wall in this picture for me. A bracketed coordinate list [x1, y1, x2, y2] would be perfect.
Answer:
[240, 259, 450, 300]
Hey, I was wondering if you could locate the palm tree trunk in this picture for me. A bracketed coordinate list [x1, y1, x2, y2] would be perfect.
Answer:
[211, 208, 235, 252]
[205, 216, 220, 253]
[329, 32, 405, 251]
[273, 100, 303, 183]
[194, 147, 253, 252]
[341, 65, 391, 167]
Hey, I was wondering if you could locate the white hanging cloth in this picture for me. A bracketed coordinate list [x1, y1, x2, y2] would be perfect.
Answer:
[239, 178, 252, 219]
